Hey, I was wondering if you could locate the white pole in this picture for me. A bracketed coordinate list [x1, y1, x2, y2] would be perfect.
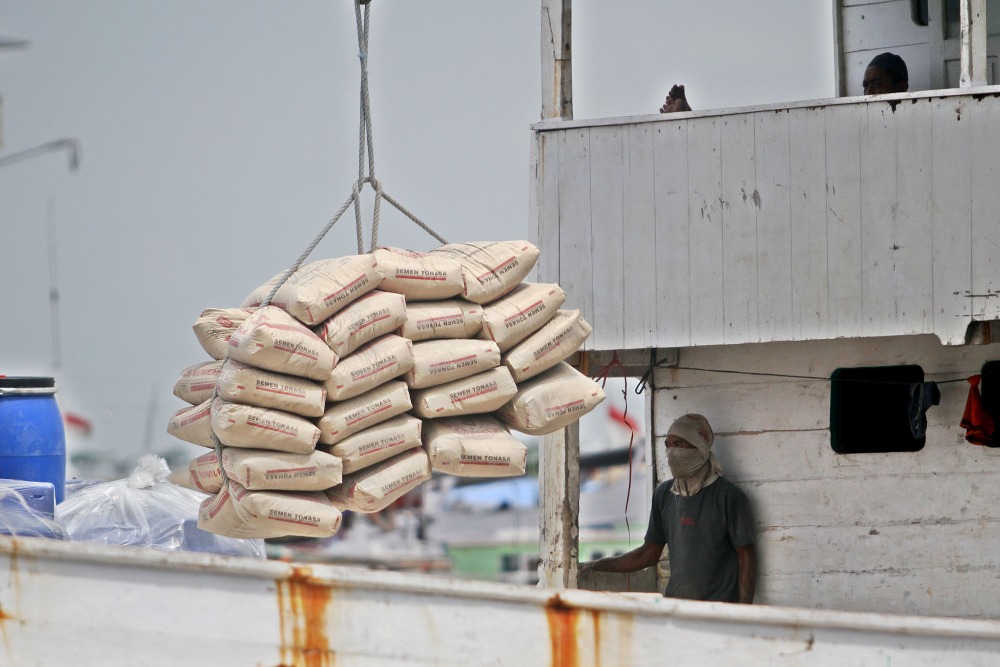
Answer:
[538, 0, 578, 590]
[960, 0, 988, 88]
[540, 0, 573, 121]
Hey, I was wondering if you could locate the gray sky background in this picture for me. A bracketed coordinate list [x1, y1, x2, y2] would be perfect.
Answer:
[0, 1, 834, 475]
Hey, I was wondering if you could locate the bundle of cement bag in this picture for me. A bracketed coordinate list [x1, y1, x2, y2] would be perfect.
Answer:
[166, 240, 604, 539]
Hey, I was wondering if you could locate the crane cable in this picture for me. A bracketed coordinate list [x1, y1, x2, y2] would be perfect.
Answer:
[210, 0, 449, 480]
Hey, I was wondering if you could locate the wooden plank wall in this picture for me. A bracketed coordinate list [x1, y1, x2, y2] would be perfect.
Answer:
[532, 92, 1000, 350]
[651, 334, 1000, 617]
[841, 0, 932, 94]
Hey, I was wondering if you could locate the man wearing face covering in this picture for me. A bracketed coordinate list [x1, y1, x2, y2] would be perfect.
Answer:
[579, 414, 757, 603]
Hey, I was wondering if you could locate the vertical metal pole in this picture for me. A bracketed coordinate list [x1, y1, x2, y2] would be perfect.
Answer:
[960, 0, 987, 88]
[538, 0, 576, 591]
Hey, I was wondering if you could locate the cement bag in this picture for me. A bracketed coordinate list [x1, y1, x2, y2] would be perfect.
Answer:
[497, 362, 606, 435]
[480, 282, 566, 353]
[173, 360, 224, 405]
[430, 240, 540, 305]
[317, 380, 411, 445]
[227, 306, 336, 381]
[503, 309, 592, 382]
[405, 339, 501, 389]
[216, 360, 326, 418]
[198, 483, 286, 539]
[324, 414, 422, 474]
[423, 415, 527, 477]
[241, 255, 383, 325]
[211, 397, 320, 454]
[325, 334, 414, 401]
[372, 246, 465, 300]
[193, 307, 256, 360]
[399, 299, 483, 341]
[220, 447, 342, 492]
[166, 399, 214, 448]
[315, 289, 407, 358]
[327, 448, 430, 513]
[410, 366, 518, 419]
[200, 481, 342, 539]
[168, 451, 223, 494]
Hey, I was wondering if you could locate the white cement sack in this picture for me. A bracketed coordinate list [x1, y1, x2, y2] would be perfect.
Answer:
[399, 299, 483, 341]
[327, 448, 430, 513]
[166, 399, 214, 448]
[315, 290, 407, 358]
[221, 447, 342, 492]
[201, 481, 342, 539]
[430, 240, 540, 304]
[168, 451, 224, 494]
[479, 282, 566, 353]
[193, 307, 256, 360]
[198, 483, 287, 539]
[325, 334, 414, 401]
[211, 397, 320, 454]
[324, 414, 422, 474]
[216, 360, 326, 418]
[410, 366, 518, 419]
[405, 339, 501, 389]
[503, 309, 592, 381]
[372, 246, 465, 300]
[423, 415, 527, 478]
[173, 360, 224, 405]
[226, 306, 337, 381]
[241, 255, 383, 325]
[496, 362, 606, 435]
[317, 380, 411, 445]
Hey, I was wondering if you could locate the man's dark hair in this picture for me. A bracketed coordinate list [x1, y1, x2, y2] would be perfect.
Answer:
[868, 52, 908, 85]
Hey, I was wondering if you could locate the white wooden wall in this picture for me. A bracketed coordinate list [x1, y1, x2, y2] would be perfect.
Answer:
[841, 0, 934, 94]
[839, 0, 998, 93]
[651, 334, 1000, 618]
[531, 89, 1000, 350]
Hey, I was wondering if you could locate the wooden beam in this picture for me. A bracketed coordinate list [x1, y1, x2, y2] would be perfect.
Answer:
[541, 0, 572, 120]
[539, 420, 579, 589]
[538, 0, 577, 591]
[960, 0, 987, 88]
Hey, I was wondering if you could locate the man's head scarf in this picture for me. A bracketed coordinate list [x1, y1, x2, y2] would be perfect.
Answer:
[666, 413, 722, 496]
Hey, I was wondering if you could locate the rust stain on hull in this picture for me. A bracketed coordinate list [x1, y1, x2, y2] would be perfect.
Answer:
[276, 566, 336, 667]
[546, 594, 579, 667]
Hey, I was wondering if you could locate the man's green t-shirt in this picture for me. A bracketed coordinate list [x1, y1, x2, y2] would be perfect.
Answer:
[644, 476, 755, 602]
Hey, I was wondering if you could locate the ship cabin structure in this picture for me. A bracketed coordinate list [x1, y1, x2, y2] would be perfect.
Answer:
[533, 0, 1000, 620]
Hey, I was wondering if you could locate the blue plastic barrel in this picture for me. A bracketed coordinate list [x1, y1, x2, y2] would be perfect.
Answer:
[0, 377, 66, 503]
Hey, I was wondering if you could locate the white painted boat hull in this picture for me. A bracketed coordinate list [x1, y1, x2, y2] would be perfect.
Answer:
[4, 536, 1000, 666]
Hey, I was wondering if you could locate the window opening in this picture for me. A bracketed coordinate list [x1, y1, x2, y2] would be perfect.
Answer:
[945, 0, 1000, 38]
[830, 365, 926, 454]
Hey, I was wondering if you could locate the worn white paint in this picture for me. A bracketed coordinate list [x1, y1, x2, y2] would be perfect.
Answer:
[537, 0, 581, 596]
[961, 0, 989, 87]
[540, 0, 572, 121]
[531, 89, 1000, 350]
[650, 334, 1000, 618]
[539, 420, 580, 589]
[7, 535, 1000, 665]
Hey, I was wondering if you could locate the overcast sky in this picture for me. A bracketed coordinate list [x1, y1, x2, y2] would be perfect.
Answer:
[0, 1, 835, 476]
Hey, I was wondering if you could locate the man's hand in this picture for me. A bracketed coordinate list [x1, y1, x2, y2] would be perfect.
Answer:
[660, 84, 691, 113]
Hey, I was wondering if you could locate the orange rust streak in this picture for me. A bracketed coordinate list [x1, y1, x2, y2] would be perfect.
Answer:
[545, 594, 579, 667]
[590, 610, 601, 667]
[276, 566, 335, 667]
